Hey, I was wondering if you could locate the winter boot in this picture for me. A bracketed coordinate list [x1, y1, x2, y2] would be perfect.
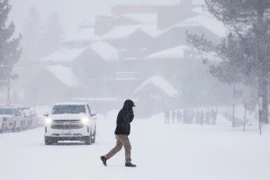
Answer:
[125, 162, 136, 167]
[100, 156, 107, 166]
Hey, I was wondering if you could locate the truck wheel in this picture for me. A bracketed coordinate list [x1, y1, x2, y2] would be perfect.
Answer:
[0, 124, 3, 133]
[91, 127, 96, 144]
[12, 122, 16, 132]
[45, 137, 52, 145]
[85, 132, 92, 145]
[17, 125, 21, 132]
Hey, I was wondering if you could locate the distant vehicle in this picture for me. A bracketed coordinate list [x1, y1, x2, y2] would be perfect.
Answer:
[0, 107, 23, 132]
[44, 102, 97, 145]
[17, 107, 31, 130]
[20, 108, 38, 129]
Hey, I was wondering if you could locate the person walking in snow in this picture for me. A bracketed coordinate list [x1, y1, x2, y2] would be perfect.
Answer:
[183, 109, 187, 124]
[171, 110, 176, 123]
[195, 110, 200, 124]
[205, 110, 211, 125]
[100, 99, 136, 167]
[200, 110, 205, 125]
[177, 110, 182, 123]
[211, 109, 217, 125]
[164, 110, 170, 124]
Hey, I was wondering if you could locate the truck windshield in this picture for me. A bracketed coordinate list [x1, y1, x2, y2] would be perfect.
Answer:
[51, 105, 86, 114]
[0, 108, 14, 115]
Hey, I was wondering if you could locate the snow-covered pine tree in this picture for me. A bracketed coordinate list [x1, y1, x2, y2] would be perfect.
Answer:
[187, 0, 270, 124]
[0, 0, 22, 86]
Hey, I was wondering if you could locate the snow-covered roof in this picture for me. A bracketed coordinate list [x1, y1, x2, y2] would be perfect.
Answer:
[133, 76, 179, 97]
[62, 28, 99, 43]
[120, 14, 157, 24]
[90, 41, 119, 61]
[144, 45, 223, 63]
[176, 15, 227, 38]
[120, 0, 181, 6]
[45, 65, 83, 88]
[40, 48, 88, 63]
[101, 25, 162, 39]
[145, 45, 192, 60]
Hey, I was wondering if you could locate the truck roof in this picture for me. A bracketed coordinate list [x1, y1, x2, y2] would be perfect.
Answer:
[54, 102, 88, 106]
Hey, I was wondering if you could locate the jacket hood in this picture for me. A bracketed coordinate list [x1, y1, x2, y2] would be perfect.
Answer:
[123, 99, 135, 109]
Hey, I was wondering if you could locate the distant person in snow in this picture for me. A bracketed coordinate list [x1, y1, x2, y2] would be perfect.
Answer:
[195, 110, 201, 124]
[100, 99, 136, 167]
[205, 110, 211, 125]
[177, 110, 182, 123]
[183, 109, 187, 124]
[164, 110, 170, 124]
[171, 110, 176, 123]
[200, 110, 205, 125]
[211, 109, 217, 125]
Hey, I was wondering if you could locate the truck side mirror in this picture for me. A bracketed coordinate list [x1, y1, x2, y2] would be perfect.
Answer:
[43, 112, 49, 117]
[91, 113, 96, 117]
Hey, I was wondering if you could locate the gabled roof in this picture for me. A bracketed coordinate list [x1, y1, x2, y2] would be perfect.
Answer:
[91, 41, 119, 61]
[40, 47, 88, 63]
[145, 45, 192, 60]
[45, 65, 83, 88]
[120, 0, 181, 6]
[133, 76, 180, 98]
[175, 15, 227, 38]
[62, 28, 100, 44]
[144, 45, 222, 63]
[101, 25, 162, 39]
[120, 14, 157, 24]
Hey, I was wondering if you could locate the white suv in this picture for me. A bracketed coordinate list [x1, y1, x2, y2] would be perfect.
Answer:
[0, 107, 23, 133]
[44, 102, 97, 145]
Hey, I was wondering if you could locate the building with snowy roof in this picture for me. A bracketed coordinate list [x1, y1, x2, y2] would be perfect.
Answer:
[61, 28, 100, 49]
[132, 76, 181, 117]
[26, 65, 87, 105]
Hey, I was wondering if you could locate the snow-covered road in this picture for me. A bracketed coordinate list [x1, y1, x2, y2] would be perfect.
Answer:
[1, 113, 270, 180]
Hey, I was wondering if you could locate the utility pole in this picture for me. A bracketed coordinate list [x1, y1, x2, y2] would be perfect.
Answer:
[7, 71, 10, 106]
[232, 83, 235, 127]
[259, 96, 263, 135]
[243, 103, 247, 132]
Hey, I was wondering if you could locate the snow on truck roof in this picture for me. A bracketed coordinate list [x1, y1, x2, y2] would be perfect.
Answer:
[133, 76, 180, 98]
[54, 102, 89, 106]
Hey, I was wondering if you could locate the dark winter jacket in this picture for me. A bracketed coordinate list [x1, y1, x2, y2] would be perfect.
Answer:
[114, 100, 135, 136]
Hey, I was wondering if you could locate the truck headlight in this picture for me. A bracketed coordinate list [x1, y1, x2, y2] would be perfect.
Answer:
[45, 118, 52, 125]
[81, 117, 89, 125]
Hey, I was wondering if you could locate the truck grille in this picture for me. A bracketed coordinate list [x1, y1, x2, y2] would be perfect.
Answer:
[51, 120, 83, 129]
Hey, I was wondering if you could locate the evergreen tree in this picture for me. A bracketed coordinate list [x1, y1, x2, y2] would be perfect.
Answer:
[187, 0, 270, 123]
[40, 11, 65, 56]
[0, 0, 22, 85]
[21, 6, 41, 63]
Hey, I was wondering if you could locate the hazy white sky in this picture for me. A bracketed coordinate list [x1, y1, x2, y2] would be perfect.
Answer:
[9, 0, 204, 36]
